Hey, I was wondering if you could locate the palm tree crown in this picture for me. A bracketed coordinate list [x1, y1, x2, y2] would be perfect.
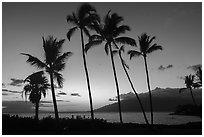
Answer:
[23, 71, 49, 120]
[66, 3, 100, 40]
[85, 11, 136, 54]
[128, 33, 162, 59]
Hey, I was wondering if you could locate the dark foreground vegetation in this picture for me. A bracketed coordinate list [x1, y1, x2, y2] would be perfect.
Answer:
[2, 114, 201, 135]
[170, 104, 202, 117]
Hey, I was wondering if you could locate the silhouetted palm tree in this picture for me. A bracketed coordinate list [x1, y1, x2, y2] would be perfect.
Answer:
[112, 45, 149, 125]
[179, 74, 198, 106]
[23, 71, 50, 120]
[66, 3, 100, 121]
[128, 33, 163, 125]
[85, 11, 136, 123]
[193, 67, 202, 88]
[21, 36, 72, 121]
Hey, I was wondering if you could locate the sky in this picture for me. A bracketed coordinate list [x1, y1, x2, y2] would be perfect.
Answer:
[2, 2, 202, 113]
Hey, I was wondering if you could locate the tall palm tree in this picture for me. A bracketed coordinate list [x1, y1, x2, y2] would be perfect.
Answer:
[112, 45, 149, 125]
[21, 36, 72, 121]
[23, 71, 50, 120]
[66, 3, 100, 121]
[179, 74, 198, 106]
[85, 11, 136, 123]
[128, 33, 163, 125]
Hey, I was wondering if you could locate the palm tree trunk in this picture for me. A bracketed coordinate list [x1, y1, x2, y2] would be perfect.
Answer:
[119, 52, 149, 125]
[50, 73, 59, 121]
[80, 28, 94, 121]
[189, 87, 197, 107]
[143, 56, 153, 125]
[35, 102, 39, 121]
[109, 44, 123, 124]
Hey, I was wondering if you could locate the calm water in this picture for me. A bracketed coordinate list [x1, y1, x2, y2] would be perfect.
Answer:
[6, 112, 201, 125]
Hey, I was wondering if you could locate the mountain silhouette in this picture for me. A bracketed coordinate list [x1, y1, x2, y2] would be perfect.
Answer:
[95, 87, 202, 112]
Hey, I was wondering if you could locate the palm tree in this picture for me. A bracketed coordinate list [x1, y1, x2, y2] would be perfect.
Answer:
[128, 33, 163, 125]
[23, 71, 50, 120]
[193, 67, 202, 88]
[85, 11, 136, 123]
[179, 74, 198, 106]
[112, 46, 149, 125]
[21, 36, 73, 121]
[66, 3, 100, 121]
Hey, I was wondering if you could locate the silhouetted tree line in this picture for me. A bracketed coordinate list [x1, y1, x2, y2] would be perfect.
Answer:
[20, 3, 201, 127]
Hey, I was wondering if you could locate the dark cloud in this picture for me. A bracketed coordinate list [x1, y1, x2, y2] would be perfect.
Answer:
[108, 98, 117, 101]
[8, 78, 24, 87]
[158, 64, 173, 71]
[58, 91, 67, 95]
[2, 93, 9, 96]
[70, 93, 81, 97]
[2, 83, 6, 88]
[118, 92, 135, 100]
[187, 64, 202, 72]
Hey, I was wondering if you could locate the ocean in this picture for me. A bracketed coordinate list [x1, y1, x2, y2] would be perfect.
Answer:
[5, 112, 201, 125]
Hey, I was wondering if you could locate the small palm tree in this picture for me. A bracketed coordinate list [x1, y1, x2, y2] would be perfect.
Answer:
[23, 71, 50, 120]
[85, 11, 136, 123]
[128, 33, 163, 125]
[179, 74, 198, 106]
[112, 45, 149, 125]
[66, 3, 100, 121]
[21, 36, 72, 121]
[193, 67, 202, 88]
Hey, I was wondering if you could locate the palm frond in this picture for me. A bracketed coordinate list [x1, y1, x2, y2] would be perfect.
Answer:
[148, 36, 156, 45]
[115, 37, 136, 46]
[54, 52, 73, 66]
[85, 40, 103, 53]
[67, 26, 78, 41]
[147, 44, 163, 54]
[21, 53, 46, 69]
[179, 88, 187, 93]
[127, 50, 142, 60]
[24, 71, 44, 83]
[113, 25, 130, 37]
[53, 72, 64, 88]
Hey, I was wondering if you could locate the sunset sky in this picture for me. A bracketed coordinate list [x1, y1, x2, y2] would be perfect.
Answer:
[2, 2, 202, 112]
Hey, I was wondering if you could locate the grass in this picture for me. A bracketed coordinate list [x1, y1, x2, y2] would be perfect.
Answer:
[2, 114, 202, 135]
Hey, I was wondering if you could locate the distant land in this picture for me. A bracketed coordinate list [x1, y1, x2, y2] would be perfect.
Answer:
[95, 87, 202, 112]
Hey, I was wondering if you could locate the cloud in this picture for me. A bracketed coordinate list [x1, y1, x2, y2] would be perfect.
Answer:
[187, 64, 202, 72]
[2, 83, 6, 88]
[58, 91, 67, 95]
[8, 78, 24, 87]
[70, 93, 81, 97]
[158, 64, 173, 71]
[2, 93, 9, 96]
[108, 98, 117, 101]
